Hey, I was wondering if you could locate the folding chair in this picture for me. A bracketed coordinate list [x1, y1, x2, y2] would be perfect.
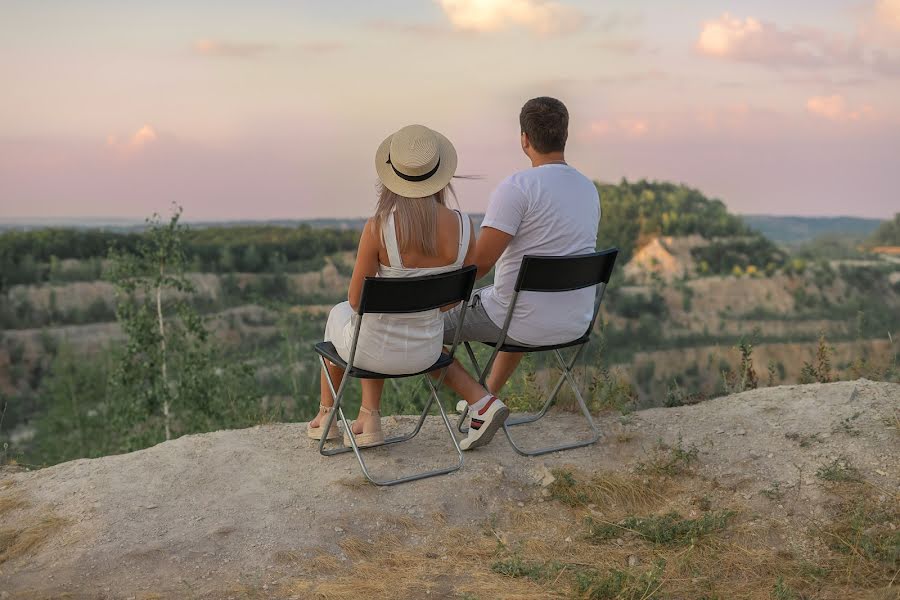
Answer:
[456, 249, 618, 457]
[314, 265, 477, 486]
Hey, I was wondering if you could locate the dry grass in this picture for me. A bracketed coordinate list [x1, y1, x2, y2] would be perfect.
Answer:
[272, 463, 898, 600]
[0, 489, 27, 517]
[0, 515, 68, 564]
[546, 468, 666, 514]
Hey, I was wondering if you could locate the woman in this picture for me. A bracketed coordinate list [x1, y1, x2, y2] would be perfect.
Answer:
[307, 124, 474, 447]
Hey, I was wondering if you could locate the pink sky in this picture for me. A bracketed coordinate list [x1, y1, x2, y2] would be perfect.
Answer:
[1, 0, 899, 220]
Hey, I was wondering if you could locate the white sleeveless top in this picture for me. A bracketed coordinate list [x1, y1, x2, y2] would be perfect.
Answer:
[324, 210, 471, 375]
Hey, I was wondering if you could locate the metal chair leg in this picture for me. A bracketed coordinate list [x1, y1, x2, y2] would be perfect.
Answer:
[502, 345, 600, 456]
[345, 375, 463, 486]
[317, 360, 464, 485]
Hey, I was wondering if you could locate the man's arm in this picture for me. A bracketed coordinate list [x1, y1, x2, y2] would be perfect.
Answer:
[472, 226, 513, 279]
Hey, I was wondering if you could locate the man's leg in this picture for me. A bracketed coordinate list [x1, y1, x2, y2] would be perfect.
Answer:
[486, 351, 524, 395]
[440, 357, 489, 405]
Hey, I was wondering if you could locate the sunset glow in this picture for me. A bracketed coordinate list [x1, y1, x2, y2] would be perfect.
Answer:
[1, 0, 898, 220]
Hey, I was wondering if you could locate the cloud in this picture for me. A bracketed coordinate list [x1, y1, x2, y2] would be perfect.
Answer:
[876, 0, 900, 31]
[437, 0, 586, 37]
[192, 39, 274, 58]
[107, 125, 159, 152]
[806, 95, 874, 121]
[585, 118, 649, 139]
[695, 13, 862, 68]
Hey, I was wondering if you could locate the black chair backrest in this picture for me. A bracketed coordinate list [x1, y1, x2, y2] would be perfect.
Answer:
[358, 265, 477, 315]
[514, 248, 619, 292]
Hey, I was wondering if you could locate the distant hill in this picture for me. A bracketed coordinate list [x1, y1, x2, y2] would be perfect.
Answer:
[741, 215, 882, 245]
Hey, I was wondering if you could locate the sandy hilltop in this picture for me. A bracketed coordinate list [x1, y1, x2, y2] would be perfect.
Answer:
[1, 379, 898, 599]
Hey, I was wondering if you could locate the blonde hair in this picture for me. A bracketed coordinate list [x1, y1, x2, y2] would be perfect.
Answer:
[374, 182, 456, 256]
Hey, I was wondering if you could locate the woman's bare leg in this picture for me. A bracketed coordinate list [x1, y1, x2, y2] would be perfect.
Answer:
[312, 360, 345, 427]
[353, 379, 386, 434]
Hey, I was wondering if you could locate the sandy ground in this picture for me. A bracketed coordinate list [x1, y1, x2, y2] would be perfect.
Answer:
[1, 379, 897, 599]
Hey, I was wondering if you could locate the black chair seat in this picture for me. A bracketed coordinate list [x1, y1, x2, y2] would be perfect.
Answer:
[480, 332, 591, 353]
[314, 342, 454, 379]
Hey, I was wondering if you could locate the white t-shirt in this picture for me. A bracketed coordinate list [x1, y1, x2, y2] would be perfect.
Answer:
[479, 163, 601, 346]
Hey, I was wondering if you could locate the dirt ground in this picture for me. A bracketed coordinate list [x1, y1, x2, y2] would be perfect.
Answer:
[1, 379, 897, 599]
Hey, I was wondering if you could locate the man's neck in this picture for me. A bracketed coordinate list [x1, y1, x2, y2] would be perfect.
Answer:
[530, 152, 566, 168]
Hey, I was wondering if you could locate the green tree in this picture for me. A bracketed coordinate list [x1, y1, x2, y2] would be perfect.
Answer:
[869, 213, 900, 246]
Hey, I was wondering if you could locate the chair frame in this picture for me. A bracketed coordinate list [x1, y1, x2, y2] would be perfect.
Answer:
[316, 266, 476, 486]
[456, 249, 618, 457]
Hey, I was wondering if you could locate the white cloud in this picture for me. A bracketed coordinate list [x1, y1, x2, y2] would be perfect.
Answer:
[696, 13, 861, 68]
[585, 118, 649, 139]
[876, 0, 900, 31]
[193, 39, 273, 58]
[806, 95, 874, 121]
[107, 125, 159, 152]
[437, 0, 585, 37]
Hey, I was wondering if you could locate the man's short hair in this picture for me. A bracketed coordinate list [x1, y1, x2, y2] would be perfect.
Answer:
[519, 97, 569, 154]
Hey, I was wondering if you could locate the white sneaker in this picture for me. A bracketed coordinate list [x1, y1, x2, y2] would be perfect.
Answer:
[459, 396, 509, 451]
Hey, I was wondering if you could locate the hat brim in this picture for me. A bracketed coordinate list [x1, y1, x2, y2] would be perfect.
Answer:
[374, 129, 458, 199]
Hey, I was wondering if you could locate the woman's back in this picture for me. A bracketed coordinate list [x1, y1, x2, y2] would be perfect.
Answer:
[379, 204, 469, 270]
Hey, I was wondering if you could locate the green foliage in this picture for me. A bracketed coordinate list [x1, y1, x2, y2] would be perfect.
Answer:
[104, 206, 269, 447]
[800, 334, 833, 384]
[723, 337, 758, 394]
[868, 212, 900, 246]
[610, 289, 668, 319]
[491, 556, 565, 581]
[0, 222, 359, 290]
[574, 561, 665, 600]
[637, 436, 699, 476]
[816, 456, 862, 483]
[585, 511, 734, 546]
[595, 179, 752, 264]
[772, 576, 799, 600]
[690, 237, 786, 276]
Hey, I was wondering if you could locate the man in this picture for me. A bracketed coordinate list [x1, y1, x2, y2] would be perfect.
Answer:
[441, 96, 601, 450]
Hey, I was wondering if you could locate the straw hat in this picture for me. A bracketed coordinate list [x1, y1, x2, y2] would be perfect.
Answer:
[375, 124, 457, 198]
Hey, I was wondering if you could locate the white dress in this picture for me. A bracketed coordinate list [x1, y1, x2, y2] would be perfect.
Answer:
[324, 210, 471, 375]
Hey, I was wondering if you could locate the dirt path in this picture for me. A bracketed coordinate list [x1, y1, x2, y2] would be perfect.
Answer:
[1, 379, 897, 599]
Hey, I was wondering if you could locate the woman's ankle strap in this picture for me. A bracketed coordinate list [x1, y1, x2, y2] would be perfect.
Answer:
[358, 405, 380, 416]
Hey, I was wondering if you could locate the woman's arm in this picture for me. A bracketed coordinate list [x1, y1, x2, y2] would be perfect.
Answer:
[347, 218, 381, 311]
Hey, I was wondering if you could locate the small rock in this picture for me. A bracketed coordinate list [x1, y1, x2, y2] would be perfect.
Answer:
[145, 504, 158, 510]
[517, 502, 524, 508]
[615, 538, 624, 546]
[627, 555, 640, 567]
[875, 469, 887, 476]
[565, 537, 572, 543]
[736, 428, 746, 436]
[334, 527, 344, 533]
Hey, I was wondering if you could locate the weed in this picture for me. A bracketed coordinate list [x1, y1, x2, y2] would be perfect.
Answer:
[491, 556, 565, 581]
[800, 333, 834, 384]
[772, 576, 799, 599]
[833, 411, 861, 437]
[760, 482, 786, 501]
[585, 511, 734, 546]
[574, 560, 665, 600]
[815, 457, 862, 483]
[784, 431, 823, 447]
[638, 436, 699, 476]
